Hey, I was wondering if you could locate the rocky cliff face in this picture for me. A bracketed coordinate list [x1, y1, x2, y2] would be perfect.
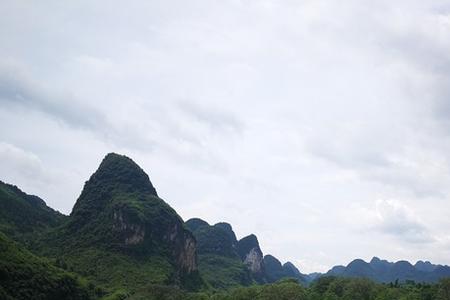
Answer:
[178, 233, 197, 273]
[237, 234, 266, 282]
[244, 248, 264, 273]
[112, 210, 145, 245]
[167, 222, 198, 273]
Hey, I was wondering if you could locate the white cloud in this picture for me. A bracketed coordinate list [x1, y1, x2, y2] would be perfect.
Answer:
[0, 142, 49, 183]
[0, 0, 450, 272]
[345, 198, 434, 244]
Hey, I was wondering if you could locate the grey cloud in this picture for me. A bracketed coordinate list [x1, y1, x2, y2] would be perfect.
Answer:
[306, 138, 392, 170]
[0, 63, 159, 151]
[0, 142, 52, 185]
[0, 64, 107, 130]
[374, 200, 435, 244]
[431, 84, 450, 131]
[176, 100, 244, 134]
[0, 62, 242, 163]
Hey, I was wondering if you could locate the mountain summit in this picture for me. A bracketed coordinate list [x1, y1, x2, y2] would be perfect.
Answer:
[71, 153, 157, 219]
[47, 153, 200, 291]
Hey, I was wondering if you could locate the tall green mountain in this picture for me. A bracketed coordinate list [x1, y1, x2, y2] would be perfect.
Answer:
[39, 153, 201, 292]
[185, 218, 252, 289]
[0, 181, 66, 246]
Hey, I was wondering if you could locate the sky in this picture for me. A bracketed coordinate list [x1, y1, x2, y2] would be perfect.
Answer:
[1, 0, 450, 273]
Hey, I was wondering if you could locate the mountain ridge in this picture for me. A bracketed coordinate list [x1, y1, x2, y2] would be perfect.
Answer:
[1, 152, 450, 299]
[326, 256, 450, 283]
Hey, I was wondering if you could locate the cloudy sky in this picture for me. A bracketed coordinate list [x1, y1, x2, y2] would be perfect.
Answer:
[1, 0, 450, 273]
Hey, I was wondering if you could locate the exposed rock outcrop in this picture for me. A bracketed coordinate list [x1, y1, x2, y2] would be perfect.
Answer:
[237, 234, 266, 282]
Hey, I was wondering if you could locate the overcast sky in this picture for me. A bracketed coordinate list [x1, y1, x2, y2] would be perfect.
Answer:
[1, 0, 450, 273]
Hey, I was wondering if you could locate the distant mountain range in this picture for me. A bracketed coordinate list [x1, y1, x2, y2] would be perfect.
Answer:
[185, 217, 308, 287]
[0, 152, 449, 299]
[326, 257, 450, 283]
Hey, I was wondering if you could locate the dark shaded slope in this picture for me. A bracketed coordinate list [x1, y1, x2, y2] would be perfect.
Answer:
[264, 255, 308, 284]
[0, 181, 66, 246]
[264, 255, 286, 282]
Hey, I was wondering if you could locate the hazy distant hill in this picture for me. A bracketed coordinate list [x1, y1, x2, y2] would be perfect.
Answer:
[264, 255, 308, 284]
[326, 256, 450, 283]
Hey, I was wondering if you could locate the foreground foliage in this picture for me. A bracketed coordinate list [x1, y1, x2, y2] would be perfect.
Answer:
[0, 232, 99, 300]
[117, 277, 450, 300]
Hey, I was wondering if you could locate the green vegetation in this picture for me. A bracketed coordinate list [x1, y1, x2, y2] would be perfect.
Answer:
[306, 276, 450, 300]
[193, 225, 237, 257]
[0, 232, 98, 300]
[211, 278, 307, 300]
[69, 153, 158, 225]
[197, 254, 252, 289]
[0, 153, 201, 298]
[186, 218, 253, 289]
[51, 247, 173, 291]
[0, 181, 65, 246]
[93, 277, 450, 300]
